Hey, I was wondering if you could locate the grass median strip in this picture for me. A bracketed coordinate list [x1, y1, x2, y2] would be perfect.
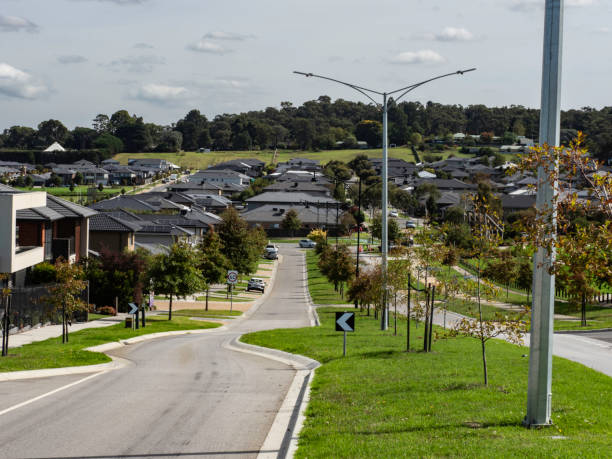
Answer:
[306, 251, 352, 305]
[0, 316, 221, 373]
[165, 309, 242, 318]
[242, 307, 612, 457]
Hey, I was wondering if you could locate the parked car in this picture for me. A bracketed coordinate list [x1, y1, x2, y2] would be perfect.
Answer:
[389, 210, 399, 218]
[264, 243, 278, 257]
[265, 250, 278, 260]
[405, 220, 417, 229]
[299, 239, 316, 248]
[246, 278, 266, 293]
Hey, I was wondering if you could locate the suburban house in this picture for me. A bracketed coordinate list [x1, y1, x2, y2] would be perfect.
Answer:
[206, 159, 265, 177]
[89, 212, 139, 254]
[0, 185, 96, 287]
[127, 158, 176, 172]
[188, 169, 251, 186]
[244, 191, 338, 211]
[241, 204, 341, 236]
[262, 181, 331, 197]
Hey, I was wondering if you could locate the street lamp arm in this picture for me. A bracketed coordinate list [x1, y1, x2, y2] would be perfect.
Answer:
[293, 71, 383, 106]
[389, 68, 477, 103]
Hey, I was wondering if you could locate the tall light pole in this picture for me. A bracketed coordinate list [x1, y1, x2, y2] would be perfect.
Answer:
[295, 68, 476, 330]
[525, 0, 563, 428]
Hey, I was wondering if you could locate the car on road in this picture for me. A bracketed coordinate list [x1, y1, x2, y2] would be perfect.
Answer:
[389, 210, 399, 218]
[299, 239, 316, 248]
[405, 220, 417, 229]
[265, 250, 278, 260]
[246, 278, 266, 293]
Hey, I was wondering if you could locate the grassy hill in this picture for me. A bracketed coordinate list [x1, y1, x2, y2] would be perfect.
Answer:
[113, 146, 467, 170]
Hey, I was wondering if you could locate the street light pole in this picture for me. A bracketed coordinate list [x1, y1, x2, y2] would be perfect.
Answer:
[525, 0, 563, 428]
[294, 68, 475, 332]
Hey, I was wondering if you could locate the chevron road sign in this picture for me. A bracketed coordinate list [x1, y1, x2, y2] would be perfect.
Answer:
[128, 303, 138, 315]
[335, 312, 355, 332]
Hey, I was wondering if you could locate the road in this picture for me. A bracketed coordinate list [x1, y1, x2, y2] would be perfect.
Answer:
[0, 244, 311, 459]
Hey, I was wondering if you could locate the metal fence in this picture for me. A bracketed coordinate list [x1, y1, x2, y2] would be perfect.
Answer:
[1, 283, 89, 333]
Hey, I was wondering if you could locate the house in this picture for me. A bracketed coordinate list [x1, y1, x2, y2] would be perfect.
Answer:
[262, 181, 331, 197]
[244, 191, 338, 211]
[500, 195, 536, 215]
[206, 159, 265, 177]
[274, 158, 321, 174]
[104, 164, 137, 185]
[44, 142, 66, 152]
[241, 204, 341, 236]
[127, 158, 175, 171]
[89, 212, 140, 254]
[189, 169, 251, 186]
[0, 185, 96, 287]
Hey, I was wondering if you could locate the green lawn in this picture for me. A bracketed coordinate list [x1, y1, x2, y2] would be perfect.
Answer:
[242, 307, 612, 458]
[113, 146, 464, 171]
[160, 309, 242, 318]
[306, 251, 352, 305]
[0, 315, 220, 372]
[194, 295, 252, 303]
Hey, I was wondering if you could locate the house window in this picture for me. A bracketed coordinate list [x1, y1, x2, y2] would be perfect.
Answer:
[273, 224, 279, 229]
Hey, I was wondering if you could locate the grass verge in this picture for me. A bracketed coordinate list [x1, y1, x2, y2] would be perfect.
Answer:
[242, 307, 612, 457]
[306, 251, 352, 305]
[0, 316, 220, 373]
[167, 309, 242, 318]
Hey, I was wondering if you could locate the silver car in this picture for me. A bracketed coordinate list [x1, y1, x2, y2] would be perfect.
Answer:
[299, 239, 316, 248]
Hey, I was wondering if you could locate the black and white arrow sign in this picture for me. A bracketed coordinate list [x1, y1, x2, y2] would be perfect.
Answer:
[335, 312, 355, 332]
[128, 302, 138, 315]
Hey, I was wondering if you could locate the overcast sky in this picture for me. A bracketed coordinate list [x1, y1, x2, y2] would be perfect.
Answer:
[0, 0, 610, 130]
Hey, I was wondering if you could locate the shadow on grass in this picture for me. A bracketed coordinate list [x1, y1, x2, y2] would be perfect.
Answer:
[353, 417, 524, 436]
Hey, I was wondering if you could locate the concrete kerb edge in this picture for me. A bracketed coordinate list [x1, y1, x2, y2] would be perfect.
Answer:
[0, 326, 227, 382]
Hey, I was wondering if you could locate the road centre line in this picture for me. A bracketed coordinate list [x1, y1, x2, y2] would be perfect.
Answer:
[0, 371, 106, 418]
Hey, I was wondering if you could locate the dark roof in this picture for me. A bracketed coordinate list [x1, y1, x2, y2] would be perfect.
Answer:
[500, 194, 536, 210]
[16, 206, 64, 221]
[263, 181, 331, 194]
[92, 196, 157, 212]
[137, 214, 209, 228]
[47, 195, 97, 218]
[241, 204, 339, 225]
[89, 213, 141, 232]
[245, 191, 337, 204]
[414, 178, 476, 190]
[137, 224, 192, 236]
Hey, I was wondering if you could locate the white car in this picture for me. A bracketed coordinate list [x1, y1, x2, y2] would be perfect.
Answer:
[265, 243, 278, 257]
[299, 239, 316, 248]
[389, 211, 399, 218]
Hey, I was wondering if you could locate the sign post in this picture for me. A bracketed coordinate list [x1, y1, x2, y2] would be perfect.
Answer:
[335, 311, 355, 356]
[128, 302, 138, 330]
[226, 270, 238, 313]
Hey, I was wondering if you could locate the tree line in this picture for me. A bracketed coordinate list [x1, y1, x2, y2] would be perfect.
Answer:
[1, 98, 610, 161]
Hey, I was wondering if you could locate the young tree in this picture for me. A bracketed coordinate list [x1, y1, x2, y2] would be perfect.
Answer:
[218, 207, 263, 275]
[318, 245, 354, 297]
[198, 229, 229, 311]
[281, 209, 302, 236]
[43, 259, 88, 343]
[147, 242, 205, 320]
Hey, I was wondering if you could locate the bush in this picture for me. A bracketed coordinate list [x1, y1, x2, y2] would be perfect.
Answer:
[97, 306, 116, 315]
[28, 262, 56, 284]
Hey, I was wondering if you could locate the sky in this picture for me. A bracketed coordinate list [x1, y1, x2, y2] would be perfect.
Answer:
[0, 0, 610, 130]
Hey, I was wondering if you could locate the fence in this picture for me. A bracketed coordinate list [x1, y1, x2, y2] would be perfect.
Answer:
[1, 283, 89, 333]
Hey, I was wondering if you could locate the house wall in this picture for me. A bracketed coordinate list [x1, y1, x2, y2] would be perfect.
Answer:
[90, 231, 132, 253]
[0, 192, 46, 273]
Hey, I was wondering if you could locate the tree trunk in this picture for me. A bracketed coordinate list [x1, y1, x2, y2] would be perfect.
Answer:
[62, 304, 67, 344]
[169, 294, 173, 321]
[581, 292, 587, 327]
[206, 288, 209, 312]
[477, 257, 487, 385]
[481, 335, 488, 386]
[141, 303, 146, 328]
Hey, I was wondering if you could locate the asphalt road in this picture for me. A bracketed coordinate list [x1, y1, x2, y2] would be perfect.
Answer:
[0, 244, 311, 459]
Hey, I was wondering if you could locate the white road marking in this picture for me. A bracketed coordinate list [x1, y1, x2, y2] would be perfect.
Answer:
[0, 371, 106, 418]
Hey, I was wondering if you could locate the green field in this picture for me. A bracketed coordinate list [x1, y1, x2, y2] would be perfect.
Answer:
[113, 146, 466, 171]
[242, 307, 612, 458]
[0, 315, 220, 372]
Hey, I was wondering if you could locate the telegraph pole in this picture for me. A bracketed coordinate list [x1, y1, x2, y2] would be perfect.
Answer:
[525, 0, 563, 428]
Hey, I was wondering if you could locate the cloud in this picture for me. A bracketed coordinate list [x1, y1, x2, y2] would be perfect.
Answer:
[132, 83, 189, 103]
[187, 39, 231, 55]
[433, 27, 474, 42]
[106, 55, 165, 72]
[203, 31, 254, 41]
[0, 62, 48, 99]
[389, 50, 445, 65]
[509, 0, 595, 11]
[57, 55, 88, 64]
[133, 42, 153, 49]
[0, 14, 39, 32]
[596, 27, 610, 33]
[72, 0, 149, 4]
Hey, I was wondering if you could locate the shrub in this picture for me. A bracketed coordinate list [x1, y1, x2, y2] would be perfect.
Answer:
[28, 262, 57, 284]
[97, 306, 116, 315]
